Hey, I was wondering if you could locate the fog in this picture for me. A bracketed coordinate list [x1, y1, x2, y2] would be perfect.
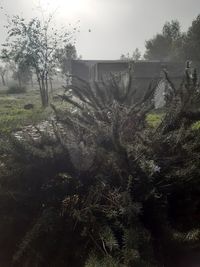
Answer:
[0, 0, 200, 59]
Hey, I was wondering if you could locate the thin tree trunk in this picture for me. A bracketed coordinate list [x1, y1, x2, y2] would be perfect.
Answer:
[50, 77, 53, 94]
[41, 78, 48, 107]
[37, 73, 46, 107]
[35, 68, 49, 107]
[36, 71, 48, 108]
[17, 73, 22, 88]
[1, 75, 5, 86]
[45, 73, 49, 106]
[30, 73, 34, 88]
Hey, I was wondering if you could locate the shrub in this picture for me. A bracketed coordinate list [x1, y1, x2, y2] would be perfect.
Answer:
[146, 113, 163, 128]
[7, 84, 27, 94]
[191, 120, 200, 130]
[1, 69, 200, 267]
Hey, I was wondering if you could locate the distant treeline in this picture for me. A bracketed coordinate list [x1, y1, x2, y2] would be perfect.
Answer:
[122, 15, 200, 62]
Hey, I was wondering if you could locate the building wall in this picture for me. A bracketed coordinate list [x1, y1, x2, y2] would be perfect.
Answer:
[96, 62, 129, 81]
[69, 60, 200, 106]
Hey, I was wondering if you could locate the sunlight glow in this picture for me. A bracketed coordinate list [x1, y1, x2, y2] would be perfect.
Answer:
[39, 0, 92, 18]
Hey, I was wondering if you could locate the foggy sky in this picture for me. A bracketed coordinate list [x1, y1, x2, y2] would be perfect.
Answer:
[0, 0, 200, 59]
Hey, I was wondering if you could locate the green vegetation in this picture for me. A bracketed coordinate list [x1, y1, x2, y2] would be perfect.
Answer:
[146, 112, 164, 128]
[191, 120, 200, 130]
[3, 15, 74, 107]
[145, 15, 200, 61]
[0, 90, 50, 134]
[1, 8, 200, 267]
[0, 70, 200, 267]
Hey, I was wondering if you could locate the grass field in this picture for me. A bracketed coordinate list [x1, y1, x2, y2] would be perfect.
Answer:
[0, 88, 52, 135]
[0, 87, 166, 136]
[1, 85, 199, 137]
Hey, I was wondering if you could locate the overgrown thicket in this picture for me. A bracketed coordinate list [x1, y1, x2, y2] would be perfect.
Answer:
[0, 68, 200, 267]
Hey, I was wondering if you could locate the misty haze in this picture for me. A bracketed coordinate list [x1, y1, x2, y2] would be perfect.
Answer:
[0, 1, 200, 267]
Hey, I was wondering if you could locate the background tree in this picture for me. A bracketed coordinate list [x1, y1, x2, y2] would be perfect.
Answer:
[6, 60, 32, 88]
[56, 43, 78, 74]
[120, 48, 141, 61]
[144, 20, 184, 60]
[120, 52, 130, 60]
[2, 15, 74, 107]
[132, 48, 141, 60]
[183, 14, 200, 61]
[13, 63, 32, 87]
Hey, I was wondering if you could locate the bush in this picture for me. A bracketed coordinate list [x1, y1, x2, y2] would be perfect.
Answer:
[7, 84, 27, 94]
[1, 70, 200, 267]
[146, 113, 163, 128]
[191, 120, 200, 130]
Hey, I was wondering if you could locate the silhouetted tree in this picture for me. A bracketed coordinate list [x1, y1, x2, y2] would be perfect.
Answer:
[145, 20, 184, 60]
[184, 14, 200, 61]
[132, 48, 141, 60]
[55, 44, 79, 74]
[120, 48, 141, 61]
